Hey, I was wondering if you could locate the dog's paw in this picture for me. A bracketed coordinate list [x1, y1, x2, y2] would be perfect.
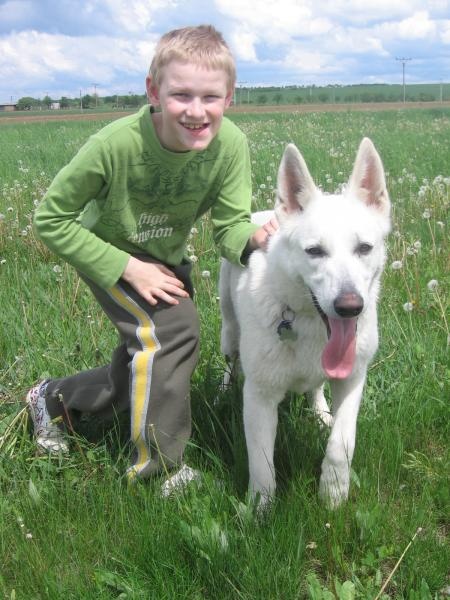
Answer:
[319, 461, 349, 509]
[314, 408, 333, 428]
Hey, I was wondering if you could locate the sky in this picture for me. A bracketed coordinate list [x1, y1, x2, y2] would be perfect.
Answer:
[0, 0, 449, 103]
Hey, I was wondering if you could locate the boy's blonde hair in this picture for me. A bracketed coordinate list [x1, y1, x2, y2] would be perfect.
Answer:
[149, 25, 236, 91]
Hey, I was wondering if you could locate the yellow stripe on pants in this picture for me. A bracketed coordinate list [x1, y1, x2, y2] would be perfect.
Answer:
[109, 284, 160, 480]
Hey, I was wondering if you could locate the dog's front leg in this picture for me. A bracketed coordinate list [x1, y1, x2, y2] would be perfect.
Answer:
[308, 385, 333, 427]
[243, 379, 282, 508]
[319, 372, 366, 507]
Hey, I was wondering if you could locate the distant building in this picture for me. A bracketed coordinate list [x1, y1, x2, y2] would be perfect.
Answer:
[50, 102, 60, 110]
[0, 103, 17, 112]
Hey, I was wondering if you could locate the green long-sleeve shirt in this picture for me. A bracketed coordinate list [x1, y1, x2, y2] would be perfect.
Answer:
[34, 104, 257, 289]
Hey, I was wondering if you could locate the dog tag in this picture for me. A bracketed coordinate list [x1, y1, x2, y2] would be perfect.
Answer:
[277, 320, 298, 342]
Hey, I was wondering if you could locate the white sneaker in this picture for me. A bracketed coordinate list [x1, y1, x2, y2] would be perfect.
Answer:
[26, 381, 69, 453]
[161, 464, 201, 497]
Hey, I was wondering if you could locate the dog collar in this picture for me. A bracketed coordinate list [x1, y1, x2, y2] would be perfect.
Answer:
[277, 307, 298, 341]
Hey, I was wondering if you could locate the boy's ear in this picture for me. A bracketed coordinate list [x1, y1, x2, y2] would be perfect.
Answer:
[225, 88, 234, 108]
[146, 75, 160, 106]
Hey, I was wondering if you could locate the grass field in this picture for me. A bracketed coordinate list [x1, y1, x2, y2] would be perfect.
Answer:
[0, 107, 449, 599]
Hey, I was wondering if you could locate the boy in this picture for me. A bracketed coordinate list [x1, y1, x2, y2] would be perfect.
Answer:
[27, 25, 276, 487]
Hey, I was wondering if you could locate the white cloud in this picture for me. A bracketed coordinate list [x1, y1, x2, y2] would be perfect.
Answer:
[0, 29, 157, 97]
[104, 0, 179, 34]
[283, 48, 337, 74]
[228, 27, 258, 62]
[397, 11, 437, 39]
[216, 0, 333, 44]
[0, 0, 449, 101]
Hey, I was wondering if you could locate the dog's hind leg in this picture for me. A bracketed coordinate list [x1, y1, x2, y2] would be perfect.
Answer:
[219, 260, 240, 359]
[319, 372, 366, 507]
[218, 260, 241, 393]
[308, 385, 332, 427]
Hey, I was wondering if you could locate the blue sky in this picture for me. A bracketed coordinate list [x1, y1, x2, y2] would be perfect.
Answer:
[1, 0, 449, 103]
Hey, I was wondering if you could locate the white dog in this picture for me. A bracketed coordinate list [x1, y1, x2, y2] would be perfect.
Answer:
[219, 138, 390, 508]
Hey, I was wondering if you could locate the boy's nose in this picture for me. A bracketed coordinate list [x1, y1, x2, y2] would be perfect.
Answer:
[186, 97, 205, 119]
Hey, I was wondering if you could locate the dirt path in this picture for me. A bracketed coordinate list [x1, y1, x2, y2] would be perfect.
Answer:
[1, 101, 449, 125]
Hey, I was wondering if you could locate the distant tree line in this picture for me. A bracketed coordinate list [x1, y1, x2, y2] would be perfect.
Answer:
[13, 83, 447, 111]
[15, 93, 146, 111]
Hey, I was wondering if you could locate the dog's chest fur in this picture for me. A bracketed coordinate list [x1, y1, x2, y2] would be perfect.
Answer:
[234, 253, 329, 392]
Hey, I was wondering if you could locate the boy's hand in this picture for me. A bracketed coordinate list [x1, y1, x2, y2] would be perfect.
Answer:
[122, 257, 189, 306]
[249, 216, 279, 251]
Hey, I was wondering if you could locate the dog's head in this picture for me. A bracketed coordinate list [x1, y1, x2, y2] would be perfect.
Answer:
[273, 138, 391, 378]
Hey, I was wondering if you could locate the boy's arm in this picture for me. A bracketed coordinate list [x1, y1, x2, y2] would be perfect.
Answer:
[210, 135, 259, 264]
[210, 133, 278, 264]
[34, 138, 130, 289]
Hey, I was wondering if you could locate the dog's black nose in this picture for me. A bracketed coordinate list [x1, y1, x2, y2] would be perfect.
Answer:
[334, 292, 364, 317]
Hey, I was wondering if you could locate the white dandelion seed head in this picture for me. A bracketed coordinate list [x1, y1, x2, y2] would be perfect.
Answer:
[417, 188, 426, 198]
[189, 254, 198, 263]
[413, 240, 422, 250]
[422, 209, 431, 219]
[52, 265, 62, 273]
[436, 221, 444, 229]
[427, 279, 439, 291]
[403, 302, 414, 312]
[0, 213, 5, 221]
[391, 260, 403, 270]
[201, 270, 210, 279]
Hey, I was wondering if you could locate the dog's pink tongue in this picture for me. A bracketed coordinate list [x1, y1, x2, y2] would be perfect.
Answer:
[321, 317, 357, 379]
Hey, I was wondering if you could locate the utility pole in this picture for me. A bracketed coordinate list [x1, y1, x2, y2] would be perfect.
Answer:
[396, 57, 411, 103]
[238, 81, 247, 104]
[92, 83, 99, 107]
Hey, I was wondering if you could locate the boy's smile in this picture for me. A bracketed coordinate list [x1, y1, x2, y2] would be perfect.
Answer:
[146, 61, 233, 152]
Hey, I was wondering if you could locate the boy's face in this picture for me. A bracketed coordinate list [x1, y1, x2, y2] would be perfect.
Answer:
[146, 60, 233, 152]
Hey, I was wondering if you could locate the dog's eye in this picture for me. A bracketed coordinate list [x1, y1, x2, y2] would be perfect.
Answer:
[305, 245, 327, 258]
[356, 243, 373, 256]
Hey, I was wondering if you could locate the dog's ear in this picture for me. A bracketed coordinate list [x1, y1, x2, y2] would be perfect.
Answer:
[348, 138, 390, 216]
[275, 144, 316, 218]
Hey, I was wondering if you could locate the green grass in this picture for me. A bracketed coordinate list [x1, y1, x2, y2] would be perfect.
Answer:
[0, 108, 449, 599]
